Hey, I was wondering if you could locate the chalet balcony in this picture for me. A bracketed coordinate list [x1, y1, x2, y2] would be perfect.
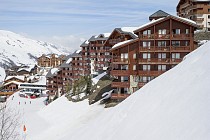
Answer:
[170, 59, 182, 64]
[138, 82, 146, 88]
[172, 34, 190, 39]
[139, 58, 170, 64]
[140, 46, 170, 52]
[112, 82, 130, 88]
[138, 70, 166, 76]
[111, 70, 130, 76]
[112, 58, 129, 64]
[140, 34, 190, 40]
[111, 93, 130, 100]
[171, 46, 191, 52]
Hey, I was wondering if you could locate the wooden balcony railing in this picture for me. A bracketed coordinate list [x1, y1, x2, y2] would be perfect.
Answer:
[140, 47, 170, 52]
[171, 59, 182, 64]
[139, 58, 170, 64]
[140, 34, 190, 40]
[112, 82, 130, 88]
[171, 46, 191, 52]
[111, 70, 130, 76]
[111, 93, 130, 99]
[112, 58, 129, 64]
[138, 70, 166, 76]
[138, 82, 146, 88]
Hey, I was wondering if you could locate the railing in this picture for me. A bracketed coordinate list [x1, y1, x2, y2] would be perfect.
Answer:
[171, 59, 182, 64]
[138, 82, 146, 87]
[111, 70, 130, 76]
[140, 47, 170, 52]
[112, 82, 130, 88]
[139, 58, 170, 64]
[140, 34, 190, 40]
[138, 70, 166, 76]
[171, 46, 191, 51]
[111, 93, 130, 99]
[112, 58, 129, 64]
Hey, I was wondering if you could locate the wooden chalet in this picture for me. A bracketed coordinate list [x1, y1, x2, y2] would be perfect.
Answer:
[110, 10, 198, 100]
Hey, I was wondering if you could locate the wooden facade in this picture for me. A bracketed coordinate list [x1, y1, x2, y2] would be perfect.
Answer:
[110, 14, 198, 100]
[37, 54, 66, 68]
[81, 34, 110, 76]
[177, 0, 210, 31]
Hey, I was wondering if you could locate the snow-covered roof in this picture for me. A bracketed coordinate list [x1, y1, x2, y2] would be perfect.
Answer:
[17, 64, 35, 72]
[103, 33, 111, 38]
[3, 81, 21, 86]
[46, 68, 59, 78]
[121, 27, 139, 33]
[111, 39, 136, 51]
[134, 15, 197, 33]
[5, 75, 25, 81]
[66, 58, 72, 64]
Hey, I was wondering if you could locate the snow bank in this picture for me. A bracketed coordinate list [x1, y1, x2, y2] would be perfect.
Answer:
[67, 41, 210, 140]
[32, 96, 106, 140]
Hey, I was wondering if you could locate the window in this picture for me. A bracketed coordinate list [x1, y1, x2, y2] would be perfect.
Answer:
[143, 53, 151, 59]
[121, 65, 128, 70]
[185, 41, 189, 46]
[121, 76, 129, 82]
[158, 53, 166, 59]
[133, 65, 136, 70]
[186, 29, 189, 34]
[158, 29, 167, 35]
[172, 53, 180, 59]
[143, 65, 151, 71]
[172, 41, 180, 47]
[143, 30, 151, 35]
[121, 53, 128, 59]
[143, 41, 151, 47]
[208, 9, 210, 12]
[158, 41, 167, 47]
[133, 53, 137, 59]
[158, 65, 166, 71]
[173, 29, 180, 34]
[208, 15, 210, 19]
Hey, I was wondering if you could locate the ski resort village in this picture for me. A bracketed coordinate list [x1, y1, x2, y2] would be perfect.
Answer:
[0, 0, 210, 140]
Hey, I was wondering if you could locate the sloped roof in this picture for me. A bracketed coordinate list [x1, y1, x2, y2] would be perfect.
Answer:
[71, 50, 82, 58]
[5, 76, 25, 82]
[134, 15, 198, 33]
[80, 40, 89, 47]
[46, 68, 60, 78]
[149, 10, 170, 20]
[60, 55, 72, 68]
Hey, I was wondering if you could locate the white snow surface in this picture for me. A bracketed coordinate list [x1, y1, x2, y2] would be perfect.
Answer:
[121, 27, 139, 33]
[0, 30, 67, 67]
[0, 67, 6, 83]
[92, 72, 107, 85]
[67, 41, 210, 140]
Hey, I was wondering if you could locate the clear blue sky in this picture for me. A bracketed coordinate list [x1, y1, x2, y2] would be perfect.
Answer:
[0, 0, 179, 52]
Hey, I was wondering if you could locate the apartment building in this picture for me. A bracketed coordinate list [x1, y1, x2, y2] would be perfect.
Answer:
[110, 10, 198, 100]
[81, 33, 110, 76]
[37, 54, 66, 68]
[46, 50, 82, 97]
[177, 0, 210, 31]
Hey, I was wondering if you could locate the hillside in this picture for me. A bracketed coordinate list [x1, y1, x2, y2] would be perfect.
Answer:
[0, 30, 67, 67]
[65, 41, 210, 140]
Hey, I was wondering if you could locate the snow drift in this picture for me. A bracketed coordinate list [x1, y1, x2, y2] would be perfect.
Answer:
[66, 41, 210, 140]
